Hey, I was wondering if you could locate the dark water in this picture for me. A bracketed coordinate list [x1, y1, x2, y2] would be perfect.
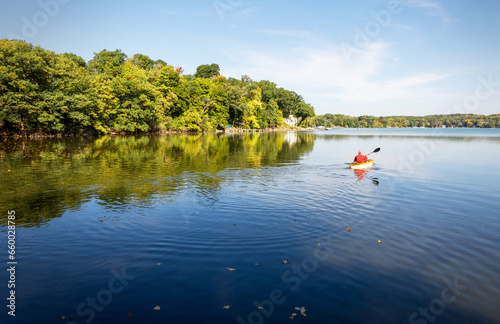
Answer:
[1, 129, 500, 324]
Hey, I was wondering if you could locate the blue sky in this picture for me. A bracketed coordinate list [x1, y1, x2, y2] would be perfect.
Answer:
[1, 0, 500, 116]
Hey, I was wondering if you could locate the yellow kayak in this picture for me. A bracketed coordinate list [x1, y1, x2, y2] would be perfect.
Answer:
[350, 159, 374, 169]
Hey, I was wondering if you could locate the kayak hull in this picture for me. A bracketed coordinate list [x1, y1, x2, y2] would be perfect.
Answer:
[350, 159, 374, 169]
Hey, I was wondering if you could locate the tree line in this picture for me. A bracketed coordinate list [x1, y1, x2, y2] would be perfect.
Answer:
[1, 39, 498, 135]
[307, 113, 500, 128]
[0, 39, 315, 135]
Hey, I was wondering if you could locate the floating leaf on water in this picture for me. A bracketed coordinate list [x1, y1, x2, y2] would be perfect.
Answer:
[154, 306, 160, 311]
[226, 267, 235, 271]
[294, 306, 306, 315]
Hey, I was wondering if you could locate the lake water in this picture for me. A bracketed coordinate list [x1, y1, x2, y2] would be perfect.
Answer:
[1, 129, 500, 324]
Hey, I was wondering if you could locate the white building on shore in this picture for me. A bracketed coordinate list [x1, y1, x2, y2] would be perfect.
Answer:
[284, 115, 298, 128]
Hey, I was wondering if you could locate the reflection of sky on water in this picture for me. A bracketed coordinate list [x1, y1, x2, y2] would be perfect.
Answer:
[0, 129, 499, 323]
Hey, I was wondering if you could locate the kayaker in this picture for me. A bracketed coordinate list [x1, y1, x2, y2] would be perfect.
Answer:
[354, 150, 368, 163]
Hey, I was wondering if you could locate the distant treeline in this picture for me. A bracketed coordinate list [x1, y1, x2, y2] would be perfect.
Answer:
[0, 39, 315, 135]
[308, 113, 500, 128]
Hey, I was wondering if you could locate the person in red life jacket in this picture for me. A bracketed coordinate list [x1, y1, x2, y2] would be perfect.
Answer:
[354, 150, 368, 163]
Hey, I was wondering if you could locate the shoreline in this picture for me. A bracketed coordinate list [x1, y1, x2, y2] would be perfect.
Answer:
[0, 127, 299, 140]
[3, 125, 496, 140]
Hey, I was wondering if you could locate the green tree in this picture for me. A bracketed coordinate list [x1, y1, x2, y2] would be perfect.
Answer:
[241, 74, 252, 83]
[154, 59, 167, 67]
[156, 65, 189, 118]
[108, 61, 166, 132]
[61, 52, 86, 67]
[130, 53, 155, 70]
[206, 77, 230, 127]
[226, 83, 246, 124]
[86, 74, 119, 133]
[296, 101, 315, 121]
[258, 99, 284, 128]
[87, 49, 127, 76]
[0, 39, 92, 134]
[194, 63, 220, 79]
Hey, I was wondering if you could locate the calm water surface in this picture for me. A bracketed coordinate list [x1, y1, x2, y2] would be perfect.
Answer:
[1, 129, 499, 324]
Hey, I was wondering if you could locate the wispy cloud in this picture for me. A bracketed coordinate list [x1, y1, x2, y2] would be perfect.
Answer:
[212, 2, 260, 21]
[256, 29, 317, 39]
[254, 29, 337, 53]
[407, 0, 452, 23]
[236, 6, 260, 16]
[222, 39, 450, 104]
[161, 10, 177, 15]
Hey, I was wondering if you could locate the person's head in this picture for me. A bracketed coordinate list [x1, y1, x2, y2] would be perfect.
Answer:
[358, 150, 363, 154]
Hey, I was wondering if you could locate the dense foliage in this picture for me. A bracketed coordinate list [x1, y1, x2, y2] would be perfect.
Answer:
[2, 39, 497, 135]
[307, 113, 500, 128]
[0, 39, 315, 135]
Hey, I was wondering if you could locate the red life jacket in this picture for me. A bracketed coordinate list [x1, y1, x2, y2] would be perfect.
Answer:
[354, 154, 368, 163]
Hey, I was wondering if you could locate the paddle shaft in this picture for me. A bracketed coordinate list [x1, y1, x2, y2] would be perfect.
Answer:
[366, 147, 381, 156]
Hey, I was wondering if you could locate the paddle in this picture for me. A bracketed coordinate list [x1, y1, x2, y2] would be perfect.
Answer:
[367, 147, 381, 156]
[351, 148, 380, 167]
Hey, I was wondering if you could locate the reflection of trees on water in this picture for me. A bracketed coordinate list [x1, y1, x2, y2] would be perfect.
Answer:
[0, 132, 315, 227]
